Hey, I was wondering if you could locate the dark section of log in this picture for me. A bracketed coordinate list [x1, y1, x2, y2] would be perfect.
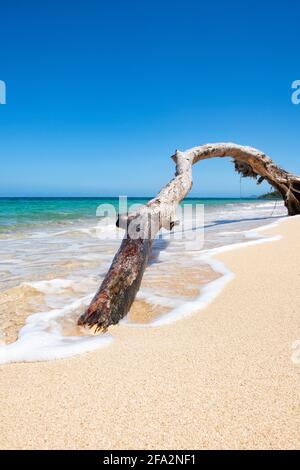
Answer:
[78, 150, 193, 331]
[78, 237, 152, 331]
[78, 142, 300, 331]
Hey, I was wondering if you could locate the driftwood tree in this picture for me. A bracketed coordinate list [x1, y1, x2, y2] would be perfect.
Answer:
[78, 143, 300, 331]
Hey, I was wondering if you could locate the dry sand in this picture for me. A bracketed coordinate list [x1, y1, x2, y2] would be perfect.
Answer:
[0, 216, 300, 450]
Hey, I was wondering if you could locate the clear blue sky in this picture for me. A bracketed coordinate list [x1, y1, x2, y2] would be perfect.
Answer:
[0, 0, 300, 197]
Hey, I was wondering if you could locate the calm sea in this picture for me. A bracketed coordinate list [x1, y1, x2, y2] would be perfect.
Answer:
[0, 197, 286, 364]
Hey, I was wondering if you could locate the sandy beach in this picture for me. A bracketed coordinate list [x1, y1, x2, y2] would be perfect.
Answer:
[1, 216, 300, 450]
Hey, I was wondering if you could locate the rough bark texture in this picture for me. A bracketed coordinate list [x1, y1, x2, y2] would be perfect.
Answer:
[78, 149, 193, 331]
[78, 142, 300, 331]
[182, 143, 300, 216]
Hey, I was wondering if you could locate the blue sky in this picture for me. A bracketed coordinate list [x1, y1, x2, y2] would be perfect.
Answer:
[0, 0, 300, 197]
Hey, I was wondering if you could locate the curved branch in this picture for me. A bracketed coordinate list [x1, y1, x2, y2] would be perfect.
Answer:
[78, 142, 300, 331]
[177, 143, 300, 215]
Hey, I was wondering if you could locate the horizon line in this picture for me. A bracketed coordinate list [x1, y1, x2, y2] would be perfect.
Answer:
[0, 195, 269, 199]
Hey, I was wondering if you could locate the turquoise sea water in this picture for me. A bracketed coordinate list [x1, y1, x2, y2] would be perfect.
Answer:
[0, 197, 280, 233]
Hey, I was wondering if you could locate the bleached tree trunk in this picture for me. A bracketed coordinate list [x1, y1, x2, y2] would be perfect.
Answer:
[183, 143, 300, 216]
[78, 143, 300, 331]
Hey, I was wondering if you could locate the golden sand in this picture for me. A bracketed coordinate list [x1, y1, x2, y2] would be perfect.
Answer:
[0, 217, 300, 449]
[0, 285, 44, 344]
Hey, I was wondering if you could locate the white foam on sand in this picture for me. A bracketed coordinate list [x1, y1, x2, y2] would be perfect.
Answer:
[123, 223, 283, 328]
[0, 295, 112, 364]
[24, 278, 74, 294]
[137, 289, 186, 308]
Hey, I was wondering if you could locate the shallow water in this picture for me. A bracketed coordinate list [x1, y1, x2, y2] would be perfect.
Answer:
[0, 197, 286, 363]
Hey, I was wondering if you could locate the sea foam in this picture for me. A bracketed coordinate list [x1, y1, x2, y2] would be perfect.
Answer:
[123, 226, 283, 328]
[0, 295, 112, 364]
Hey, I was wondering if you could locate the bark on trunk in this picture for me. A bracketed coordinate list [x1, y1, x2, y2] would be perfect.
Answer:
[78, 142, 300, 331]
[182, 143, 300, 216]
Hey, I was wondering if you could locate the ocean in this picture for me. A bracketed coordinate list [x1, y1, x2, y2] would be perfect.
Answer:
[0, 197, 286, 364]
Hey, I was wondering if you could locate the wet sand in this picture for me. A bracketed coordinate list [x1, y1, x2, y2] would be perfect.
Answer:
[0, 216, 300, 449]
